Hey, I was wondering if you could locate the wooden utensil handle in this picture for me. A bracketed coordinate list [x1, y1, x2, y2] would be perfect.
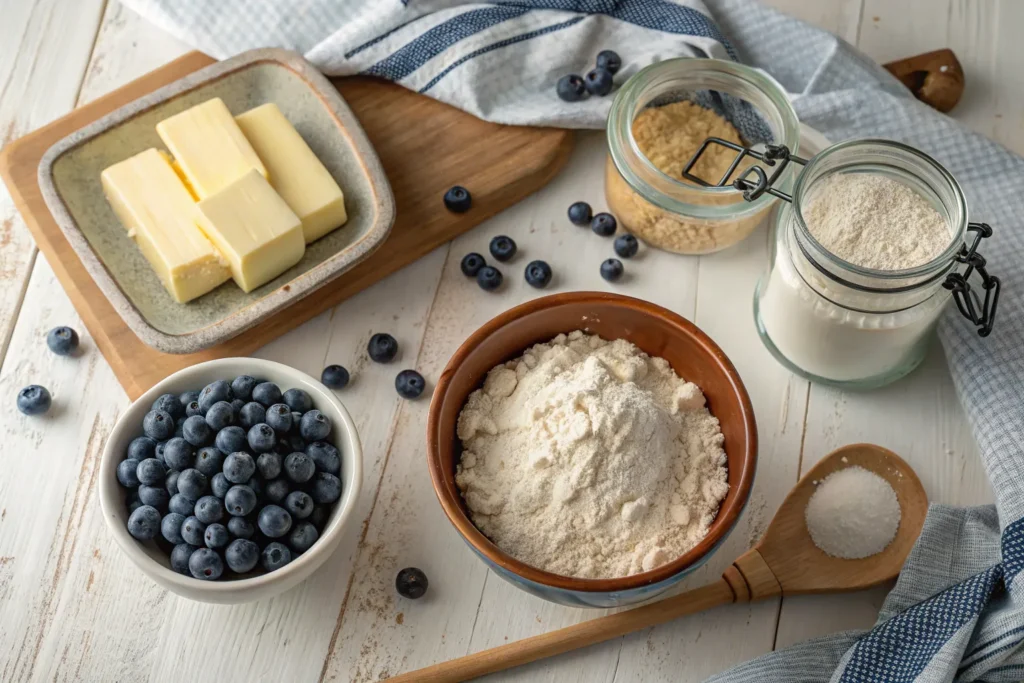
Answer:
[386, 579, 737, 683]
[882, 48, 964, 113]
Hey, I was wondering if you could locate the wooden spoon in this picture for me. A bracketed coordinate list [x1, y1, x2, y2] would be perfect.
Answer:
[387, 443, 928, 682]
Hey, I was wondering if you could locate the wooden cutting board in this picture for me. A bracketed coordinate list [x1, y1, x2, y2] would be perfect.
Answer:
[0, 52, 572, 399]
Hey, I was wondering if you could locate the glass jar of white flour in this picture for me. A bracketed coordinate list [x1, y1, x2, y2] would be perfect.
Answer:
[745, 139, 999, 388]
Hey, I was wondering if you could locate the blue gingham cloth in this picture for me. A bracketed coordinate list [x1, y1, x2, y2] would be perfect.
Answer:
[121, 0, 1024, 679]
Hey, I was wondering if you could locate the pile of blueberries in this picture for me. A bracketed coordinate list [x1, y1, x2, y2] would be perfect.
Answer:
[460, 235, 552, 292]
[556, 50, 622, 102]
[118, 376, 344, 581]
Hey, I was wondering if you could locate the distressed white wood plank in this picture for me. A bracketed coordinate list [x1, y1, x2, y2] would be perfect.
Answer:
[0, 0, 106, 367]
[989, 0, 1024, 155]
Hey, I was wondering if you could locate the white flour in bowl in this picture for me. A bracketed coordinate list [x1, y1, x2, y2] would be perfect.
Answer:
[454, 331, 729, 579]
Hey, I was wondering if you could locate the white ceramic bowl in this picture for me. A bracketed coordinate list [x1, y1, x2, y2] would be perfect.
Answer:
[99, 358, 362, 603]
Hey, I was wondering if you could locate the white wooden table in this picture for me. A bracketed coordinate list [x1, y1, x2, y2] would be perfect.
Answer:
[0, 1, 1011, 680]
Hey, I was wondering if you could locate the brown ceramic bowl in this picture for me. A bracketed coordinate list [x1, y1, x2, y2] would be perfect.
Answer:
[427, 292, 757, 607]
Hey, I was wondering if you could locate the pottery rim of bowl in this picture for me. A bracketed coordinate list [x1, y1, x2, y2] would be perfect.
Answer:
[98, 357, 363, 602]
[427, 291, 758, 593]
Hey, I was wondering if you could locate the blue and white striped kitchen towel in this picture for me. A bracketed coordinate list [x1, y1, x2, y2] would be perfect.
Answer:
[122, 0, 1024, 680]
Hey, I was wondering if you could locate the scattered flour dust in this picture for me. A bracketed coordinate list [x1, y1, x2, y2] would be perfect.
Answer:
[805, 465, 901, 559]
[454, 331, 729, 579]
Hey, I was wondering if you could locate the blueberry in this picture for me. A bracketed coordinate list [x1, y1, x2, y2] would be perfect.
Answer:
[238, 402, 266, 430]
[396, 567, 428, 599]
[556, 74, 586, 102]
[247, 424, 276, 454]
[177, 469, 208, 501]
[258, 505, 293, 538]
[284, 452, 316, 484]
[252, 382, 282, 407]
[151, 393, 184, 419]
[591, 212, 617, 237]
[127, 436, 157, 462]
[185, 401, 203, 418]
[142, 410, 174, 440]
[253, 453, 280, 481]
[524, 260, 552, 288]
[288, 521, 319, 554]
[489, 235, 517, 262]
[307, 441, 341, 475]
[264, 478, 290, 504]
[161, 512, 186, 544]
[127, 498, 143, 515]
[225, 485, 258, 516]
[162, 437, 194, 471]
[204, 523, 229, 549]
[205, 401, 234, 431]
[321, 365, 350, 389]
[117, 459, 141, 488]
[283, 388, 312, 413]
[568, 201, 592, 226]
[139, 485, 170, 509]
[170, 543, 197, 575]
[286, 432, 306, 454]
[476, 266, 502, 291]
[227, 516, 254, 540]
[443, 185, 472, 213]
[261, 542, 292, 572]
[368, 333, 398, 363]
[154, 442, 167, 464]
[231, 375, 258, 402]
[210, 473, 231, 499]
[173, 419, 185, 439]
[192, 446, 221, 477]
[274, 438, 293, 456]
[198, 380, 232, 413]
[225, 538, 260, 573]
[266, 404, 293, 433]
[181, 516, 207, 547]
[136, 458, 167, 486]
[584, 67, 613, 96]
[182, 415, 214, 447]
[127, 506, 161, 541]
[194, 495, 224, 524]
[300, 411, 331, 442]
[215, 425, 247, 455]
[189, 547, 223, 580]
[600, 258, 624, 282]
[284, 491, 314, 519]
[596, 49, 622, 75]
[247, 477, 265, 502]
[395, 370, 426, 400]
[178, 390, 200, 408]
[230, 398, 246, 415]
[310, 472, 343, 505]
[309, 505, 330, 531]
[224, 452, 256, 484]
[614, 233, 639, 258]
[169, 494, 194, 516]
[165, 470, 180, 495]
[46, 326, 79, 356]
[460, 253, 486, 277]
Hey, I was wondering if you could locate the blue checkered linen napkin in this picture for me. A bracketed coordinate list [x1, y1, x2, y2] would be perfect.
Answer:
[121, 0, 1024, 679]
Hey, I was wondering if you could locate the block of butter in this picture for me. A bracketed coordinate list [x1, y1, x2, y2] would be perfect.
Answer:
[156, 97, 267, 199]
[197, 169, 305, 293]
[101, 148, 230, 303]
[235, 103, 347, 243]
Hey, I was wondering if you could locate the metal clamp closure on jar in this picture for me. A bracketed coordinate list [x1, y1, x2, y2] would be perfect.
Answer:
[683, 137, 1001, 337]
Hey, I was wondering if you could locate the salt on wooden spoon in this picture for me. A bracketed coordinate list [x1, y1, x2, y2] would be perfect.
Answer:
[386, 443, 928, 683]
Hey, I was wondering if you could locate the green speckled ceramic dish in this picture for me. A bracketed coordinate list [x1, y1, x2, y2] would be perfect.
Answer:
[38, 48, 395, 354]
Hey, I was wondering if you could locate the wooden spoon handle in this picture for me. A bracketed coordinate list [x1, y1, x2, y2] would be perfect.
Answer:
[386, 578, 737, 683]
[882, 48, 964, 113]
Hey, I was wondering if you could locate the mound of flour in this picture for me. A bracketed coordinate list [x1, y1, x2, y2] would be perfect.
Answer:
[455, 331, 729, 579]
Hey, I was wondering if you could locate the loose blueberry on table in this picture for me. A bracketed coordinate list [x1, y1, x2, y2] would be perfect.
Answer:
[460, 252, 486, 277]
[556, 74, 587, 102]
[489, 235, 517, 262]
[443, 185, 472, 213]
[614, 233, 639, 259]
[46, 326, 79, 356]
[591, 212, 617, 237]
[116, 376, 345, 580]
[601, 258, 625, 282]
[567, 201, 592, 226]
[16, 385, 52, 416]
[596, 49, 622, 75]
[524, 260, 553, 289]
[321, 364, 350, 389]
[396, 567, 429, 599]
[476, 266, 503, 292]
[395, 370, 426, 399]
[584, 67, 613, 96]
[368, 333, 399, 363]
